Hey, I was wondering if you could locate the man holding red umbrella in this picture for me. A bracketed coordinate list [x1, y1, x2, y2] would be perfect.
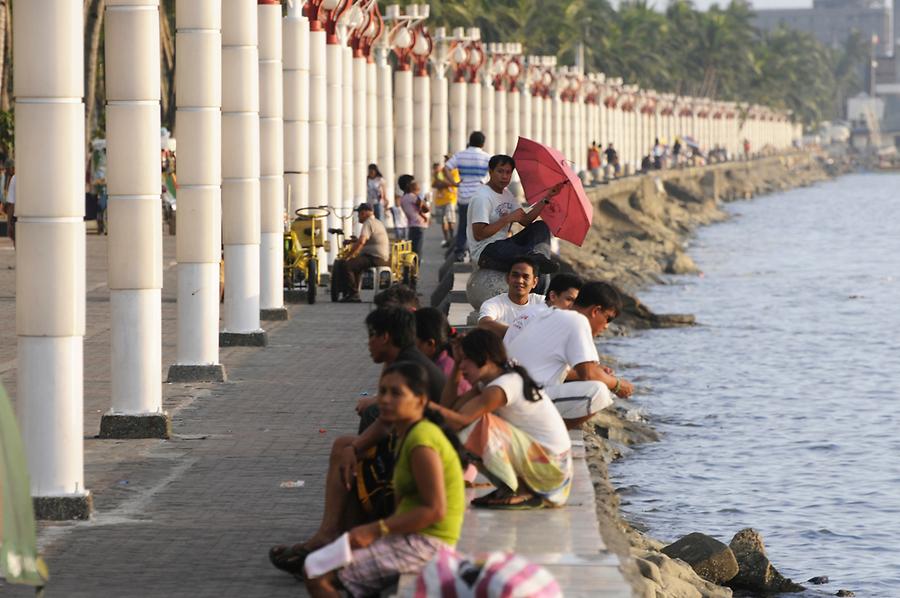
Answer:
[467, 155, 564, 274]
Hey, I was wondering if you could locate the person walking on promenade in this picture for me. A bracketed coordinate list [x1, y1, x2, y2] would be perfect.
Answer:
[477, 256, 545, 338]
[505, 281, 634, 428]
[433, 329, 573, 509]
[672, 137, 682, 166]
[468, 154, 563, 275]
[444, 131, 490, 261]
[3, 160, 15, 246]
[303, 362, 465, 597]
[604, 143, 620, 175]
[431, 159, 460, 248]
[366, 163, 387, 220]
[587, 141, 602, 185]
[332, 203, 390, 303]
[392, 175, 412, 240]
[399, 176, 429, 258]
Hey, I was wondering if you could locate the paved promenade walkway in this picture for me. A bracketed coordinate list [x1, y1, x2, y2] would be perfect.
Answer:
[0, 222, 632, 597]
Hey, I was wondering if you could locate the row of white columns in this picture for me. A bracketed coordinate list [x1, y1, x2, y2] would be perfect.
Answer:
[14, 0, 800, 517]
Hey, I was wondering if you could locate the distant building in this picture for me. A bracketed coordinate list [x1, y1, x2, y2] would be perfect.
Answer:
[753, 0, 891, 54]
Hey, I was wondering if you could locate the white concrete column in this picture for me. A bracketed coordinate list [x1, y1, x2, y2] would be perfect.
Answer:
[222, 0, 264, 340]
[342, 44, 354, 236]
[481, 76, 495, 154]
[543, 95, 553, 147]
[325, 31, 343, 261]
[15, 0, 90, 518]
[413, 67, 431, 191]
[353, 50, 368, 213]
[520, 86, 531, 141]
[394, 67, 414, 176]
[259, 0, 285, 318]
[284, 4, 310, 214]
[553, 93, 563, 152]
[495, 82, 507, 155]
[561, 98, 572, 162]
[308, 19, 327, 223]
[449, 78, 467, 153]
[507, 85, 520, 153]
[376, 46, 395, 202]
[431, 72, 449, 162]
[367, 58, 378, 165]
[531, 92, 542, 143]
[467, 78, 482, 134]
[104, 0, 166, 436]
[168, 0, 226, 383]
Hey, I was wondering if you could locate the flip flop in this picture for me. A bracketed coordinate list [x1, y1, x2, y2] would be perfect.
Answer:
[269, 543, 311, 576]
[471, 490, 545, 510]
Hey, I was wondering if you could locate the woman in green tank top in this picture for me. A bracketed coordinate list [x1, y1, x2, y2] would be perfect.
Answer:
[305, 362, 465, 598]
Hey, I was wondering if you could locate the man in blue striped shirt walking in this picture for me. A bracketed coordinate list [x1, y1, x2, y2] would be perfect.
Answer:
[444, 131, 490, 261]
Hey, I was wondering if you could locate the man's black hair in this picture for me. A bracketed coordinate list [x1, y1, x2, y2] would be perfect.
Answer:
[508, 255, 538, 277]
[573, 281, 623, 315]
[373, 283, 420, 310]
[547, 273, 583, 297]
[488, 154, 515, 171]
[365, 306, 416, 349]
[468, 131, 485, 148]
[397, 174, 415, 194]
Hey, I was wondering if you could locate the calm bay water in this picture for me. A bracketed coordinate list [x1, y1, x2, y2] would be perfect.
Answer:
[607, 173, 900, 597]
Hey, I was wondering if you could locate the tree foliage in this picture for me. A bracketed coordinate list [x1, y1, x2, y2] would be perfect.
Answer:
[417, 0, 867, 127]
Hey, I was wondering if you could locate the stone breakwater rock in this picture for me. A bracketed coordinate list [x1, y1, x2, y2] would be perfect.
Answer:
[465, 267, 508, 311]
[633, 549, 733, 598]
[727, 528, 805, 593]
[835, 590, 855, 597]
[661, 533, 740, 585]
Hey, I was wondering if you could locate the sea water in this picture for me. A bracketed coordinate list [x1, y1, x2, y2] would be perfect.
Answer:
[607, 173, 900, 597]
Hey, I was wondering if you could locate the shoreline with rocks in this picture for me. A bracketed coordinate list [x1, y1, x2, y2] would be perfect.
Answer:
[562, 151, 859, 597]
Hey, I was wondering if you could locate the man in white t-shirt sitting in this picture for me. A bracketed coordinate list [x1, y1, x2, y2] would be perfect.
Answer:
[467, 155, 564, 275]
[505, 281, 635, 428]
[504, 272, 583, 345]
[477, 256, 545, 338]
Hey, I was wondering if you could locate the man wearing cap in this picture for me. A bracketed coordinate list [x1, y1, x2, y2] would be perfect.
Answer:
[333, 203, 390, 302]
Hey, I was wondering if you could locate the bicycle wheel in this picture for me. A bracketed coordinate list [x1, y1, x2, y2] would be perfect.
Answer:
[307, 258, 318, 304]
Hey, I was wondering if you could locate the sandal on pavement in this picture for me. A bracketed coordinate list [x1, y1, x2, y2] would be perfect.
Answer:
[269, 543, 311, 575]
[471, 489, 545, 510]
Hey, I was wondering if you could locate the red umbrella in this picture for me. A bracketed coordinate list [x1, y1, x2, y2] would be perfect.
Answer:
[512, 136, 593, 246]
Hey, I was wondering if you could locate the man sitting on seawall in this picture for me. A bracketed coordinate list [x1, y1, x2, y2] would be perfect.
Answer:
[467, 154, 564, 275]
[332, 202, 390, 303]
[304, 363, 465, 598]
[477, 256, 546, 338]
[503, 272, 583, 343]
[505, 281, 634, 428]
[269, 308, 446, 576]
[432, 329, 572, 509]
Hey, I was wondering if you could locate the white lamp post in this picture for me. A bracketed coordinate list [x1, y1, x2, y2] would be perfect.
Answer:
[386, 4, 421, 183]
[541, 57, 556, 146]
[322, 0, 345, 264]
[15, 0, 91, 519]
[505, 44, 523, 155]
[349, 1, 378, 231]
[410, 8, 433, 191]
[430, 27, 453, 161]
[283, 1, 310, 217]
[465, 28, 484, 137]
[447, 27, 472, 153]
[167, 0, 227, 384]
[481, 43, 496, 154]
[375, 6, 395, 210]
[259, 0, 287, 321]
[306, 0, 329, 271]
[220, 0, 265, 346]
[102, 0, 167, 438]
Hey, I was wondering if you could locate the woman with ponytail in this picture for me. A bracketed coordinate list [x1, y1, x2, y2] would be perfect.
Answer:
[305, 362, 465, 598]
[433, 329, 573, 509]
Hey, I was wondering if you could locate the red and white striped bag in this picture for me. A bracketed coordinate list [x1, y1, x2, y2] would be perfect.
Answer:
[414, 547, 562, 598]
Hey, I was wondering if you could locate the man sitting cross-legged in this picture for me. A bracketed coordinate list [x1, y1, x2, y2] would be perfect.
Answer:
[476, 256, 545, 338]
[503, 272, 583, 344]
[505, 281, 634, 428]
[268, 307, 446, 577]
